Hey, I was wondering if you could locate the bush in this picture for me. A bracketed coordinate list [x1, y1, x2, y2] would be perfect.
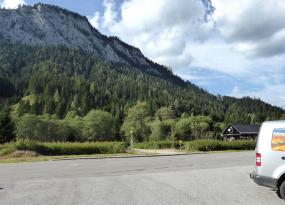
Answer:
[185, 140, 256, 151]
[83, 110, 115, 141]
[15, 140, 127, 155]
[0, 143, 16, 156]
[133, 140, 184, 149]
[16, 114, 79, 142]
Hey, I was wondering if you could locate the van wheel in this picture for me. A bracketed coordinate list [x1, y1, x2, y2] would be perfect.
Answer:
[278, 181, 285, 199]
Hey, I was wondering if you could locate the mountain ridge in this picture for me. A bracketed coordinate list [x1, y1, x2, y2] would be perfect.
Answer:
[0, 3, 186, 84]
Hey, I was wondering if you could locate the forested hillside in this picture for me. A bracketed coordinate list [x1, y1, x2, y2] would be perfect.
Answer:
[0, 42, 284, 143]
[0, 4, 284, 144]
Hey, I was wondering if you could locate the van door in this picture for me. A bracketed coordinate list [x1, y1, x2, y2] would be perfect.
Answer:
[256, 126, 285, 177]
[271, 128, 285, 177]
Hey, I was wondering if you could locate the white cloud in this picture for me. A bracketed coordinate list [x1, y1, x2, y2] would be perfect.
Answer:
[93, 0, 285, 74]
[89, 12, 101, 29]
[102, 0, 117, 30]
[1, 0, 25, 9]
[88, 0, 118, 33]
[99, 0, 214, 69]
[212, 0, 285, 57]
[230, 86, 241, 97]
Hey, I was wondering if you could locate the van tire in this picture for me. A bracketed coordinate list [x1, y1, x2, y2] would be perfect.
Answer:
[278, 181, 285, 200]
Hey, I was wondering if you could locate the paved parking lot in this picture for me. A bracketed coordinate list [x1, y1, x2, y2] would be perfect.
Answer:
[0, 152, 283, 205]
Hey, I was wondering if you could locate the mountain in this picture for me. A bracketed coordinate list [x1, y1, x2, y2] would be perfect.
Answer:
[0, 3, 284, 127]
[0, 3, 183, 84]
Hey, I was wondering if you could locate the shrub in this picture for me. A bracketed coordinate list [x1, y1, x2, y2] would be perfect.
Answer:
[185, 140, 256, 151]
[0, 143, 16, 156]
[15, 140, 127, 155]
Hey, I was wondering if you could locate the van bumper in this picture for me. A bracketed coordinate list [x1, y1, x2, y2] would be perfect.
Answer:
[250, 171, 278, 188]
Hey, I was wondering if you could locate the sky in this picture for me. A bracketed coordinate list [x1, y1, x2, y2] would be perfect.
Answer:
[1, 0, 285, 108]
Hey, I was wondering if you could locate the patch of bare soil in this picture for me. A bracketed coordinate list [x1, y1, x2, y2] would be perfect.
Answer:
[10, 150, 39, 158]
[132, 148, 186, 155]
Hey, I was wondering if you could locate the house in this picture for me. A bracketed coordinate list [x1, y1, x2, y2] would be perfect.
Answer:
[222, 124, 261, 140]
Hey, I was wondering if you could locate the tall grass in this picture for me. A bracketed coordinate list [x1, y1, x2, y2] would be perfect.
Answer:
[14, 140, 128, 155]
[185, 140, 256, 151]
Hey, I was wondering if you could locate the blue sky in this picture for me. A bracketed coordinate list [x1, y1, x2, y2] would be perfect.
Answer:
[1, 0, 285, 108]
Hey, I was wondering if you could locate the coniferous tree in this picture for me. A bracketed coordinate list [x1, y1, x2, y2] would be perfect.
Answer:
[0, 108, 16, 144]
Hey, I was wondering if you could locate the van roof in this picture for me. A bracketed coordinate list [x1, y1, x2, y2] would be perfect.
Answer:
[264, 120, 285, 124]
[263, 120, 285, 125]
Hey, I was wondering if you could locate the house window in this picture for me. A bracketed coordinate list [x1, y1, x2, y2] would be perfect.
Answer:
[228, 127, 233, 133]
[272, 128, 285, 151]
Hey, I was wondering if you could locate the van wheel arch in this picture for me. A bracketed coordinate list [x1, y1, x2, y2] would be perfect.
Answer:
[278, 174, 285, 188]
[277, 174, 285, 200]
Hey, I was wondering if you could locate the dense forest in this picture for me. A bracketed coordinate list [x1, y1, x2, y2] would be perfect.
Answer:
[0, 42, 284, 143]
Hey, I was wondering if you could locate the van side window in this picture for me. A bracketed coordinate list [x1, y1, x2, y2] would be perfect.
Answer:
[272, 128, 285, 151]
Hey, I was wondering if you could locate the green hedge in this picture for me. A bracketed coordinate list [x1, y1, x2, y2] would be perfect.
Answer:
[185, 140, 256, 151]
[133, 141, 184, 149]
[15, 140, 128, 155]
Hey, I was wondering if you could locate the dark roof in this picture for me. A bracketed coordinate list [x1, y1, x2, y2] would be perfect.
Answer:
[231, 124, 260, 134]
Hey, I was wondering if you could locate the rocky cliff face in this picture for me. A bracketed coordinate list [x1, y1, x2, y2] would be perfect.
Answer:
[0, 4, 165, 75]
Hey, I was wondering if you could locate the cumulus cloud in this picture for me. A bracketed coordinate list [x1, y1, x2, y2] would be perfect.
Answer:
[92, 0, 214, 69]
[89, 12, 101, 29]
[212, 0, 285, 57]
[102, 0, 117, 29]
[89, 0, 118, 33]
[1, 0, 25, 9]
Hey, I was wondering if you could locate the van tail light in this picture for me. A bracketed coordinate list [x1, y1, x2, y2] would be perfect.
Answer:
[256, 153, 261, 166]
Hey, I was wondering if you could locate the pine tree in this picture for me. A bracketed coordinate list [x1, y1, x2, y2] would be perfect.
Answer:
[0, 108, 16, 144]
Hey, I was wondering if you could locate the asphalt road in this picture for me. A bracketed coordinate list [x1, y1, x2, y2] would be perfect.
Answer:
[0, 152, 283, 205]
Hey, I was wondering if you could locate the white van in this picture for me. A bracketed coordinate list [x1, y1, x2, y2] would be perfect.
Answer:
[250, 121, 285, 199]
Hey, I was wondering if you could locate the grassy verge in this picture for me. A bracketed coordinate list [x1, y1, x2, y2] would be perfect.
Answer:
[185, 140, 256, 151]
[133, 141, 184, 149]
[0, 140, 128, 156]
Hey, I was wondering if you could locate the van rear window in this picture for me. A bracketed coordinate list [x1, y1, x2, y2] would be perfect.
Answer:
[272, 128, 285, 151]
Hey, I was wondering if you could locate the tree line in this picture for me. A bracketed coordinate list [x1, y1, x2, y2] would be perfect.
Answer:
[1, 101, 285, 144]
